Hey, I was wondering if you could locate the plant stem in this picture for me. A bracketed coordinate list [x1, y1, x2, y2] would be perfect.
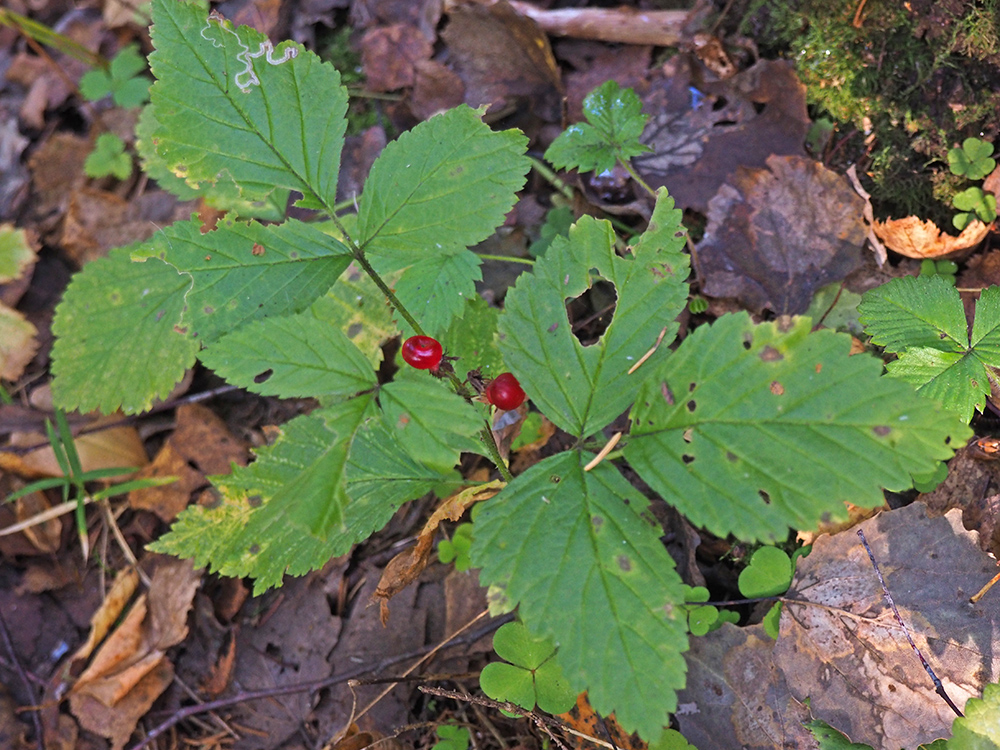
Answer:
[350, 250, 426, 335]
[620, 158, 656, 198]
[528, 156, 575, 200]
[476, 253, 535, 265]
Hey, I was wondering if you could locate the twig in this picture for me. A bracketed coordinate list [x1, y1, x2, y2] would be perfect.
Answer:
[0, 606, 44, 750]
[857, 529, 964, 717]
[126, 613, 512, 750]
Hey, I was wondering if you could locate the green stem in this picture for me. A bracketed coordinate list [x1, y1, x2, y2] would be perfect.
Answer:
[476, 253, 535, 266]
[528, 156, 575, 200]
[349, 250, 426, 336]
[620, 158, 657, 198]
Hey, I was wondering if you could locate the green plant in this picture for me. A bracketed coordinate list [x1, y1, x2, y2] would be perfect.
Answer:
[919, 259, 958, 285]
[437, 523, 473, 571]
[859, 275, 1000, 423]
[49, 2, 969, 740]
[431, 725, 470, 750]
[79, 44, 152, 108]
[84, 133, 132, 180]
[947, 138, 997, 230]
[479, 621, 577, 716]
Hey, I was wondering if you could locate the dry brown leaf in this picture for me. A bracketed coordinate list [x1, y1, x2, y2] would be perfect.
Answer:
[0, 417, 147, 480]
[872, 215, 989, 259]
[0, 306, 38, 382]
[72, 567, 140, 666]
[360, 23, 432, 92]
[14, 490, 61, 553]
[373, 481, 503, 622]
[69, 557, 200, 749]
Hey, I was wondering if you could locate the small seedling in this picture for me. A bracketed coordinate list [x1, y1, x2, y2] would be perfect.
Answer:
[681, 585, 738, 636]
[919, 259, 958, 284]
[84, 133, 132, 180]
[431, 725, 469, 750]
[737, 545, 797, 639]
[859, 274, 1000, 423]
[953, 186, 997, 230]
[479, 621, 577, 716]
[437, 523, 473, 571]
[79, 44, 152, 108]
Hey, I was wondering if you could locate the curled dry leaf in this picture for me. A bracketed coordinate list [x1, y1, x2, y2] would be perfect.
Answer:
[872, 215, 989, 259]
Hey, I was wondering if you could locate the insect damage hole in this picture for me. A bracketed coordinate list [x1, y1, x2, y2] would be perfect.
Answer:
[566, 276, 617, 346]
[254, 369, 273, 383]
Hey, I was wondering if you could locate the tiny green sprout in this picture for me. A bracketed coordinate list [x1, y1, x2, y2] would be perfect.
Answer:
[648, 728, 698, 750]
[479, 621, 577, 716]
[79, 44, 152, 108]
[84, 133, 132, 180]
[804, 719, 874, 749]
[952, 186, 997, 230]
[947, 137, 996, 181]
[688, 295, 709, 314]
[431, 725, 470, 750]
[738, 546, 794, 639]
[438, 523, 473, 571]
[912, 461, 948, 493]
[919, 259, 958, 286]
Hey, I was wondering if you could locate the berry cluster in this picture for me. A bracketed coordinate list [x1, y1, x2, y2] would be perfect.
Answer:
[400, 335, 526, 411]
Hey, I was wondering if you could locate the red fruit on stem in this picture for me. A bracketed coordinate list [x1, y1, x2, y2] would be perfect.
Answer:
[401, 335, 443, 370]
[484, 372, 526, 411]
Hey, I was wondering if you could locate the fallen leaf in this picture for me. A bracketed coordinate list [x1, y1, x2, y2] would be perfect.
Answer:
[674, 623, 814, 749]
[872, 215, 989, 259]
[696, 155, 866, 314]
[0, 306, 38, 380]
[360, 23, 433, 92]
[14, 490, 61, 553]
[441, 0, 563, 122]
[774, 503, 999, 749]
[636, 58, 810, 213]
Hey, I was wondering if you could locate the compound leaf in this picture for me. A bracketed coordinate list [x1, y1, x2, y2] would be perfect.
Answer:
[626, 313, 969, 542]
[471, 451, 689, 739]
[148, 0, 347, 209]
[544, 80, 650, 174]
[860, 277, 1000, 421]
[134, 218, 351, 343]
[200, 312, 376, 398]
[149, 400, 440, 592]
[948, 137, 996, 180]
[51, 244, 198, 414]
[357, 105, 529, 268]
[498, 191, 688, 438]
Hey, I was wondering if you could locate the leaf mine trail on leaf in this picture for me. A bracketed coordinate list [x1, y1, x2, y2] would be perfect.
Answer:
[201, 12, 297, 93]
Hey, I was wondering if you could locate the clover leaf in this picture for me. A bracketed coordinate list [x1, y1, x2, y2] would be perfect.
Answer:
[738, 546, 794, 639]
[84, 133, 132, 180]
[948, 137, 996, 181]
[432, 725, 470, 750]
[438, 523, 473, 571]
[479, 621, 577, 716]
[953, 186, 997, 229]
[544, 80, 650, 174]
[79, 45, 152, 108]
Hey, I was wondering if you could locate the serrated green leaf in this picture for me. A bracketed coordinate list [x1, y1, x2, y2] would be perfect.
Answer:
[393, 250, 481, 337]
[51, 245, 198, 414]
[738, 546, 792, 598]
[148, 0, 348, 208]
[133, 218, 351, 342]
[379, 372, 484, 471]
[150, 402, 441, 592]
[310, 263, 397, 367]
[544, 80, 650, 174]
[648, 729, 697, 750]
[949, 682, 1000, 749]
[357, 105, 529, 268]
[498, 191, 688, 437]
[861, 278, 1000, 422]
[442, 295, 503, 378]
[79, 69, 113, 101]
[859, 275, 968, 354]
[471, 452, 689, 739]
[626, 313, 969, 542]
[804, 719, 874, 749]
[201, 312, 376, 398]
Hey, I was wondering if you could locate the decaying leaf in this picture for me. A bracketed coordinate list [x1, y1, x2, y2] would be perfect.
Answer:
[695, 155, 866, 314]
[675, 623, 814, 749]
[872, 215, 989, 259]
[68, 556, 200, 750]
[635, 58, 810, 213]
[774, 502, 999, 749]
[373, 481, 502, 622]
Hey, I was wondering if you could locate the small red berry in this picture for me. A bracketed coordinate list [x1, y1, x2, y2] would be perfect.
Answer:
[484, 372, 526, 411]
[401, 335, 444, 370]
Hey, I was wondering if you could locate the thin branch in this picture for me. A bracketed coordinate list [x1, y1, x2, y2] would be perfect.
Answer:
[0, 606, 44, 750]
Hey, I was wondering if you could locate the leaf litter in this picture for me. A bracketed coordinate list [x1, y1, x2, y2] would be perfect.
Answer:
[2, 1, 1000, 749]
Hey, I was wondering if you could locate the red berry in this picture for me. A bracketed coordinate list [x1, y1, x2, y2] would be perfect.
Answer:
[484, 373, 526, 411]
[401, 335, 443, 370]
